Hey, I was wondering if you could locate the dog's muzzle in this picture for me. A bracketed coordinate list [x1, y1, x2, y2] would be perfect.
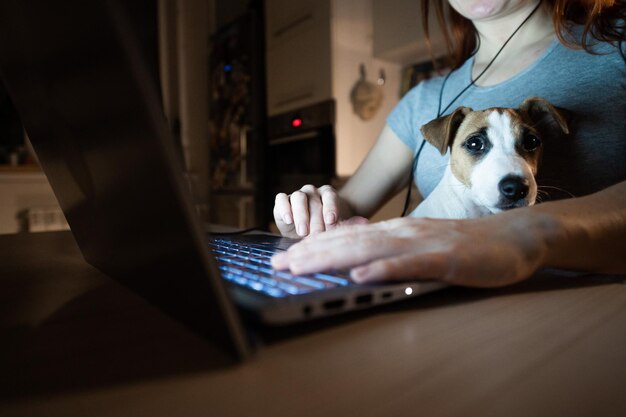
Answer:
[497, 175, 531, 209]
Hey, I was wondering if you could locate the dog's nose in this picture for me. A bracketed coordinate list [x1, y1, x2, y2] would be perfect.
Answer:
[498, 175, 530, 201]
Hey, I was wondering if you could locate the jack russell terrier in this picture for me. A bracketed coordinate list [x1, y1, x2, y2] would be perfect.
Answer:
[410, 97, 569, 219]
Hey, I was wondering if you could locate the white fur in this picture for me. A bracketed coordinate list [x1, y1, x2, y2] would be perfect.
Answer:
[410, 168, 493, 219]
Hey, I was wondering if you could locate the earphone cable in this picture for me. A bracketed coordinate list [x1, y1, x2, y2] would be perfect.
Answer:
[401, 0, 543, 216]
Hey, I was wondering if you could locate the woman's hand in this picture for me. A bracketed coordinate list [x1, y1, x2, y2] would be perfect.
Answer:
[273, 184, 368, 238]
[272, 212, 557, 287]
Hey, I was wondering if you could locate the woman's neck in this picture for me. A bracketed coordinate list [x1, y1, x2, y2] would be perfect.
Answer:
[471, 4, 556, 86]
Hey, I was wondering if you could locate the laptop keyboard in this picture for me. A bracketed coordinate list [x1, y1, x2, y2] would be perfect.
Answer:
[209, 237, 352, 298]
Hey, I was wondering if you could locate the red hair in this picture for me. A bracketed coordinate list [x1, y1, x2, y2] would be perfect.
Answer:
[421, 0, 626, 70]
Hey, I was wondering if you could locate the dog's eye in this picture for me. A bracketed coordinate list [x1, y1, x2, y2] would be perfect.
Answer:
[464, 135, 486, 154]
[522, 134, 541, 151]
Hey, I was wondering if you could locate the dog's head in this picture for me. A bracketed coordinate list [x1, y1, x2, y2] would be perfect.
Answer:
[420, 97, 569, 213]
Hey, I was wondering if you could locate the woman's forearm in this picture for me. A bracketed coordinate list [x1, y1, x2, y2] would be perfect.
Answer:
[528, 181, 626, 274]
[337, 125, 414, 218]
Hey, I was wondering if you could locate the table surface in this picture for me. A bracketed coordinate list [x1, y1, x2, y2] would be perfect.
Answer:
[1, 231, 625, 417]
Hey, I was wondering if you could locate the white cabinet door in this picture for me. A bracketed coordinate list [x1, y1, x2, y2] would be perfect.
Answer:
[265, 0, 332, 115]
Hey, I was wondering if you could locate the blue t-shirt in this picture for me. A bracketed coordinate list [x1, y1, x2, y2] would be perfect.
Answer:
[387, 37, 626, 199]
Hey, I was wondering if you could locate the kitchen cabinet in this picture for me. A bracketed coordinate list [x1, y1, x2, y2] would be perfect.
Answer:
[265, 0, 332, 116]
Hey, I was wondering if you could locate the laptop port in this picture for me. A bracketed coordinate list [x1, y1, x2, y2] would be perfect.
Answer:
[381, 291, 392, 300]
[323, 299, 345, 310]
[302, 305, 313, 317]
[355, 293, 373, 306]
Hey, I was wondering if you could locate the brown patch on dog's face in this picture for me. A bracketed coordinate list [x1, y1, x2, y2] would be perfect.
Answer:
[448, 110, 491, 186]
[514, 125, 543, 177]
[446, 108, 546, 188]
[504, 108, 544, 178]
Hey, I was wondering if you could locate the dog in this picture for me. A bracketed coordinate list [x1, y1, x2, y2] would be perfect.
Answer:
[410, 97, 569, 219]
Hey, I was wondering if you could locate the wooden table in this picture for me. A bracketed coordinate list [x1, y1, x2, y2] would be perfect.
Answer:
[1, 231, 625, 417]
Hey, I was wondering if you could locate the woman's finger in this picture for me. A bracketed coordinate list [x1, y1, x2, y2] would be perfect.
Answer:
[273, 223, 406, 274]
[273, 193, 297, 238]
[318, 185, 339, 229]
[289, 190, 311, 237]
[300, 185, 326, 235]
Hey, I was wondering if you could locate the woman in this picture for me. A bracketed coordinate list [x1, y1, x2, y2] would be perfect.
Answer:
[271, 0, 626, 287]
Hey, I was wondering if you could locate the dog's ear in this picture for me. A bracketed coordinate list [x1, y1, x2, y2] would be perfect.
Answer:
[420, 106, 472, 155]
[519, 97, 570, 135]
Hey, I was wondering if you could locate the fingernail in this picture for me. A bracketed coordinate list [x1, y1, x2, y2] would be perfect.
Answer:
[324, 212, 336, 225]
[283, 213, 293, 225]
[350, 267, 368, 283]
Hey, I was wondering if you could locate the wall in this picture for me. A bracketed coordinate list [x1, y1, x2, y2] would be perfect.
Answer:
[331, 0, 402, 178]
[372, 0, 444, 65]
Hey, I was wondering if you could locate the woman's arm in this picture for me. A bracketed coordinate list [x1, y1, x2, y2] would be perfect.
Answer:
[537, 180, 626, 274]
[337, 124, 416, 218]
[273, 124, 414, 237]
[272, 181, 626, 287]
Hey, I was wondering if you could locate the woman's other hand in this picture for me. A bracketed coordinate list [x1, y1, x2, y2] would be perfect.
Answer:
[273, 184, 368, 238]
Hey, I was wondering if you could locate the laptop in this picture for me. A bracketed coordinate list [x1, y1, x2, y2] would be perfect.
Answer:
[0, 1, 445, 360]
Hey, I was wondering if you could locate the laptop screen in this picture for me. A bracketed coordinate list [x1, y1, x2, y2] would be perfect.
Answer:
[0, 0, 250, 359]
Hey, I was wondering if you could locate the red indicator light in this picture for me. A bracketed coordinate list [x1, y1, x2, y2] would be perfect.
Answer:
[291, 118, 303, 128]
